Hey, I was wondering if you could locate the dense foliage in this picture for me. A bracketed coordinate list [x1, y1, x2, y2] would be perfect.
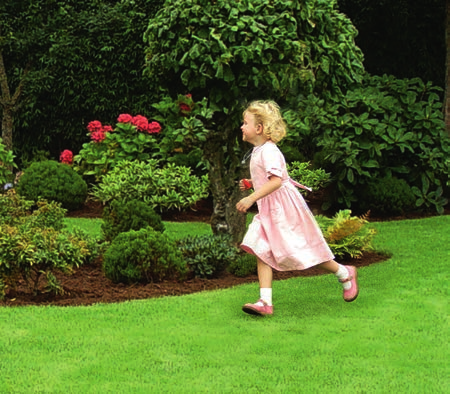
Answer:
[177, 234, 239, 279]
[101, 199, 165, 242]
[73, 114, 162, 182]
[282, 74, 450, 213]
[143, 0, 365, 240]
[17, 160, 88, 211]
[91, 160, 209, 212]
[0, 198, 98, 298]
[1, 0, 165, 160]
[356, 176, 416, 217]
[103, 227, 187, 284]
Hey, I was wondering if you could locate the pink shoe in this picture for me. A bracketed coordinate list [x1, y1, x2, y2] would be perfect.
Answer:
[339, 266, 359, 302]
[242, 299, 273, 316]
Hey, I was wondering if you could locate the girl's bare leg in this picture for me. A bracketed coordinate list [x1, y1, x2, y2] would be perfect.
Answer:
[318, 259, 339, 273]
[257, 258, 273, 288]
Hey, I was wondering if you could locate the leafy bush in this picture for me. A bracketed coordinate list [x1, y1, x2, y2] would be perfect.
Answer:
[102, 199, 165, 242]
[282, 75, 450, 214]
[0, 190, 34, 225]
[316, 210, 376, 259]
[287, 161, 331, 194]
[91, 160, 209, 212]
[0, 197, 101, 299]
[176, 234, 239, 279]
[0, 137, 16, 189]
[72, 115, 162, 182]
[17, 160, 88, 211]
[0, 223, 91, 298]
[103, 227, 187, 284]
[357, 176, 416, 216]
[228, 253, 257, 278]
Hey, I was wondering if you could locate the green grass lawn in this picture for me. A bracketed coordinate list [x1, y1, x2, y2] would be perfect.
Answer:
[0, 216, 448, 393]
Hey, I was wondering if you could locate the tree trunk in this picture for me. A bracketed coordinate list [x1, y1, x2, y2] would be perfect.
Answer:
[0, 47, 29, 152]
[445, 0, 450, 136]
[204, 123, 248, 245]
[1, 107, 14, 151]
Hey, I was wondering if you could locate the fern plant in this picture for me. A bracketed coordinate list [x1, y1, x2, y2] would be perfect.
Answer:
[316, 210, 376, 258]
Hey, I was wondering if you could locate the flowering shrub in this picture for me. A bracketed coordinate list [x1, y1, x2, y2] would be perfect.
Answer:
[71, 114, 162, 181]
[152, 94, 215, 172]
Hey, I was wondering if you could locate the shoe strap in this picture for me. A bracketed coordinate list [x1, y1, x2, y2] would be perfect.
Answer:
[338, 275, 353, 284]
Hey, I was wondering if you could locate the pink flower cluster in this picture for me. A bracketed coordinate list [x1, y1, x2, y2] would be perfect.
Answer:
[60, 149, 73, 165]
[87, 120, 112, 143]
[117, 114, 161, 134]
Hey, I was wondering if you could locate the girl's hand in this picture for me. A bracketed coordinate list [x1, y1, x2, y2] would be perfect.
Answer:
[236, 196, 254, 213]
[239, 179, 252, 191]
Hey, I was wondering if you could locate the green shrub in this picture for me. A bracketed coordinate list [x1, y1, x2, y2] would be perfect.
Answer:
[103, 227, 187, 284]
[357, 176, 416, 216]
[17, 160, 88, 211]
[228, 253, 257, 278]
[102, 199, 165, 242]
[282, 75, 450, 214]
[316, 210, 376, 259]
[176, 234, 239, 279]
[0, 223, 91, 298]
[91, 159, 209, 213]
[0, 190, 34, 225]
[287, 161, 331, 194]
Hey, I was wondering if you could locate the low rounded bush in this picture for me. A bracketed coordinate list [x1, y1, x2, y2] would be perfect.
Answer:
[176, 234, 239, 278]
[17, 160, 87, 211]
[102, 199, 165, 242]
[357, 176, 416, 216]
[103, 227, 187, 284]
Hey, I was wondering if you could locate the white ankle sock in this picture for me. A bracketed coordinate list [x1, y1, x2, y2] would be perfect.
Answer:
[259, 288, 272, 306]
[335, 264, 352, 290]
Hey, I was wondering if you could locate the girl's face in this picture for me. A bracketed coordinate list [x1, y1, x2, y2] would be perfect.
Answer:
[241, 112, 262, 145]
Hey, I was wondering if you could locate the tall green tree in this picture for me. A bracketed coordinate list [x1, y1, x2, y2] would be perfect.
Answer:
[144, 0, 365, 242]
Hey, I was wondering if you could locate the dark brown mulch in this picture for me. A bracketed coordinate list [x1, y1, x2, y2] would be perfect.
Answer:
[3, 198, 435, 308]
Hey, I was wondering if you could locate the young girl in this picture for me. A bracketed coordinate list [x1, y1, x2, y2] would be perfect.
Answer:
[236, 100, 359, 316]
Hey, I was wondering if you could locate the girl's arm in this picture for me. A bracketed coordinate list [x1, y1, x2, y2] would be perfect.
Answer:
[236, 175, 282, 213]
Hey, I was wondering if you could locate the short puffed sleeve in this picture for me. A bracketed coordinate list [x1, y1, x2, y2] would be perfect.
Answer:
[260, 143, 286, 180]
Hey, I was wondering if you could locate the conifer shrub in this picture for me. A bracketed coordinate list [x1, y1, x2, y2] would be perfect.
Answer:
[176, 234, 239, 279]
[17, 160, 87, 211]
[101, 199, 165, 242]
[357, 176, 416, 216]
[103, 227, 187, 284]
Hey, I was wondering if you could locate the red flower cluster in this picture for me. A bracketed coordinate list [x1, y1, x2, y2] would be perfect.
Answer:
[117, 113, 161, 134]
[60, 149, 73, 165]
[91, 130, 107, 142]
[179, 103, 191, 112]
[87, 120, 112, 143]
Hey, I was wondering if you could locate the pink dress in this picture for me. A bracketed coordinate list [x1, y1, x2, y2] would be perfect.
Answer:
[240, 141, 334, 271]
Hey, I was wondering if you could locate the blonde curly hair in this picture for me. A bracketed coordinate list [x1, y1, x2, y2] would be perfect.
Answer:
[244, 100, 287, 143]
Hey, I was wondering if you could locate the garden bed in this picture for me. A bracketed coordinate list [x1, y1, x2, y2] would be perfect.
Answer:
[1, 198, 394, 307]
